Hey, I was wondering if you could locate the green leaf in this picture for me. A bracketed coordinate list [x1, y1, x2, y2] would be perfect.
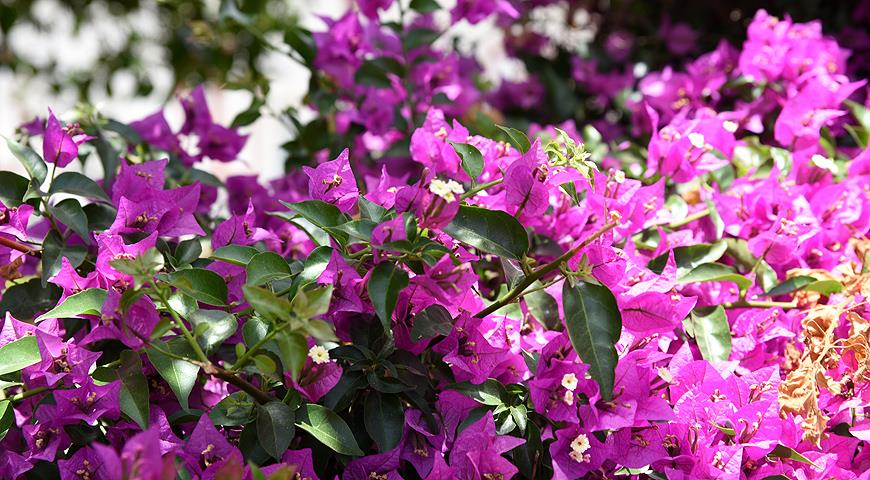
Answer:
[444, 205, 529, 260]
[451, 379, 509, 406]
[49, 198, 90, 240]
[410, 304, 454, 341]
[358, 198, 388, 223]
[5, 137, 47, 185]
[189, 309, 238, 354]
[42, 230, 87, 285]
[678, 263, 752, 295]
[109, 247, 164, 289]
[35, 288, 107, 322]
[687, 306, 731, 363]
[295, 404, 364, 456]
[0, 400, 13, 441]
[280, 200, 347, 229]
[364, 392, 404, 451]
[174, 239, 203, 266]
[274, 331, 308, 381]
[289, 245, 332, 298]
[211, 391, 255, 426]
[409, 0, 440, 13]
[354, 57, 404, 88]
[496, 125, 531, 153]
[562, 281, 621, 401]
[168, 269, 228, 306]
[243, 285, 291, 323]
[257, 401, 295, 460]
[212, 245, 261, 266]
[805, 279, 843, 295]
[648, 241, 728, 276]
[403, 28, 440, 51]
[0, 278, 62, 320]
[450, 142, 484, 179]
[765, 275, 816, 297]
[0, 171, 30, 206]
[84, 203, 118, 231]
[246, 252, 292, 286]
[324, 220, 377, 244]
[368, 262, 409, 331]
[290, 284, 334, 320]
[49, 172, 112, 203]
[145, 339, 200, 411]
[768, 444, 818, 467]
[0, 336, 41, 376]
[846, 99, 870, 133]
[118, 350, 150, 429]
[525, 286, 560, 330]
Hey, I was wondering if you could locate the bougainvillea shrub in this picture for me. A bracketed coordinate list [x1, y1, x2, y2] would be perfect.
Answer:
[2, 3, 870, 480]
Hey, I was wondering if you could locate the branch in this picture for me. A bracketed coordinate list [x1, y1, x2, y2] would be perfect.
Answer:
[474, 220, 618, 318]
[201, 362, 273, 405]
[722, 300, 798, 310]
[0, 236, 38, 256]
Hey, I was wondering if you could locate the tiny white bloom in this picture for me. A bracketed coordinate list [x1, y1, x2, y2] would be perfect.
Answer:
[429, 178, 465, 202]
[563, 390, 574, 406]
[308, 345, 331, 364]
[569, 433, 591, 462]
[688, 132, 706, 149]
[561, 373, 579, 391]
[722, 120, 738, 133]
[810, 154, 839, 174]
[613, 170, 626, 184]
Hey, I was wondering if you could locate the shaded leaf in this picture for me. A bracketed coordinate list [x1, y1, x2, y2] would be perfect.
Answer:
[563, 281, 621, 401]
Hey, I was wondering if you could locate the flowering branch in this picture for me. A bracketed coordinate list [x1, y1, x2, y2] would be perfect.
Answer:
[474, 220, 618, 318]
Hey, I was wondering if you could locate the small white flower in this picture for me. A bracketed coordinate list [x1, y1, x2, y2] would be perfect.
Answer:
[308, 345, 331, 364]
[688, 132, 706, 149]
[722, 120, 738, 133]
[563, 390, 574, 406]
[569, 434, 591, 462]
[613, 170, 626, 184]
[561, 373, 579, 391]
[810, 154, 839, 174]
[428, 178, 465, 202]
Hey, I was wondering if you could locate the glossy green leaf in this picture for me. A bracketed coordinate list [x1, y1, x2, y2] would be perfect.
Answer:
[648, 241, 727, 276]
[563, 281, 621, 401]
[0, 400, 13, 441]
[0, 336, 41, 376]
[768, 444, 818, 467]
[364, 392, 404, 451]
[0, 278, 62, 320]
[168, 269, 228, 306]
[765, 276, 817, 297]
[243, 285, 291, 323]
[290, 284, 333, 320]
[296, 404, 364, 456]
[410, 304, 453, 341]
[189, 309, 238, 354]
[211, 391, 255, 426]
[444, 205, 529, 260]
[274, 331, 307, 381]
[42, 230, 87, 285]
[5, 137, 47, 185]
[687, 306, 731, 363]
[368, 262, 409, 331]
[118, 350, 150, 429]
[49, 198, 89, 241]
[145, 339, 200, 411]
[174, 238, 203, 266]
[496, 125, 531, 153]
[451, 379, 509, 406]
[212, 245, 261, 266]
[805, 279, 843, 295]
[525, 286, 560, 330]
[36, 288, 107, 322]
[678, 263, 752, 295]
[450, 142, 484, 179]
[0, 171, 30, 206]
[49, 172, 112, 203]
[257, 401, 295, 460]
[246, 252, 292, 286]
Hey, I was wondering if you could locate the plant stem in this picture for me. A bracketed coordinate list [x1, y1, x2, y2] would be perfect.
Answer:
[200, 362, 273, 404]
[155, 288, 210, 364]
[0, 236, 38, 256]
[461, 178, 503, 200]
[474, 220, 618, 318]
[231, 325, 285, 372]
[668, 208, 710, 229]
[9, 386, 50, 402]
[722, 299, 797, 309]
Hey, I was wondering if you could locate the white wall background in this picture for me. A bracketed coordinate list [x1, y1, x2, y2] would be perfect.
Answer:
[0, 0, 524, 181]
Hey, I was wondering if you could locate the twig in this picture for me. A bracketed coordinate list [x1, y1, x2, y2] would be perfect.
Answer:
[474, 220, 618, 318]
[0, 236, 38, 256]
